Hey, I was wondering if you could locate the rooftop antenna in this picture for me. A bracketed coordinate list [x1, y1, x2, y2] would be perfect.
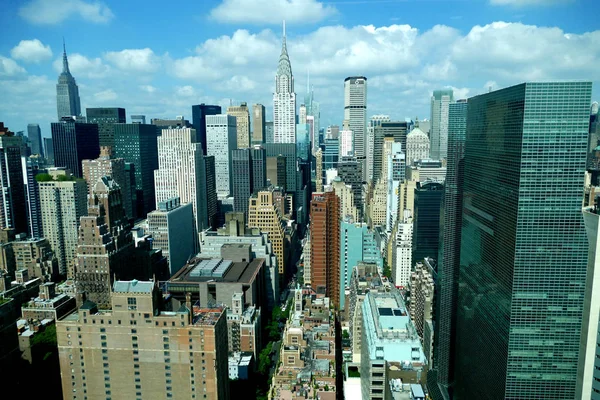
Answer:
[283, 20, 286, 38]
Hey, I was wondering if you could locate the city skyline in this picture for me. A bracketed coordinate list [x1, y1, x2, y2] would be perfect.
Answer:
[0, 0, 599, 134]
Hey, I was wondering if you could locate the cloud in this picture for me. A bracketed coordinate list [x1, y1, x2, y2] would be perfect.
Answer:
[139, 85, 156, 93]
[105, 48, 160, 73]
[175, 85, 197, 97]
[19, 0, 114, 25]
[0, 57, 27, 77]
[53, 53, 110, 78]
[93, 89, 117, 102]
[210, 0, 336, 24]
[490, 0, 572, 5]
[11, 39, 53, 63]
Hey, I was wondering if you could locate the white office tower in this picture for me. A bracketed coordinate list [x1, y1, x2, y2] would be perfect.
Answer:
[273, 22, 296, 144]
[393, 210, 413, 289]
[155, 127, 208, 232]
[430, 89, 454, 160]
[386, 143, 406, 232]
[344, 76, 367, 179]
[339, 129, 353, 157]
[206, 115, 237, 197]
[366, 126, 374, 182]
[406, 127, 430, 165]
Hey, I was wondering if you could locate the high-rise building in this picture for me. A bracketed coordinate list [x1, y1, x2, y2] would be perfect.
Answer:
[192, 104, 222, 155]
[310, 191, 340, 305]
[151, 116, 191, 129]
[251, 146, 267, 193]
[73, 176, 134, 308]
[296, 123, 310, 162]
[51, 120, 100, 178]
[339, 129, 353, 157]
[344, 76, 367, 180]
[0, 125, 28, 234]
[339, 219, 382, 309]
[113, 123, 159, 217]
[147, 198, 195, 277]
[265, 121, 274, 143]
[83, 147, 134, 220]
[315, 148, 323, 193]
[86, 108, 127, 149]
[206, 115, 237, 198]
[323, 138, 339, 182]
[264, 143, 297, 195]
[203, 155, 218, 228]
[44, 138, 54, 165]
[38, 169, 88, 275]
[433, 99, 467, 395]
[56, 42, 81, 120]
[393, 211, 413, 289]
[227, 103, 251, 148]
[453, 82, 592, 399]
[338, 156, 363, 221]
[27, 124, 43, 157]
[331, 176, 357, 222]
[154, 127, 210, 231]
[56, 281, 230, 400]
[386, 142, 405, 232]
[22, 157, 45, 238]
[430, 89, 454, 160]
[231, 149, 253, 217]
[131, 114, 146, 124]
[409, 260, 435, 346]
[252, 104, 266, 144]
[412, 181, 443, 263]
[248, 190, 287, 281]
[406, 127, 430, 166]
[273, 23, 296, 144]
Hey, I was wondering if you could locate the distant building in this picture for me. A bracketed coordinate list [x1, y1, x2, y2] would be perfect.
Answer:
[337, 156, 363, 221]
[150, 116, 191, 128]
[206, 115, 237, 197]
[130, 114, 146, 124]
[273, 26, 296, 144]
[410, 261, 436, 361]
[412, 181, 444, 263]
[231, 149, 253, 217]
[227, 103, 251, 148]
[27, 124, 43, 157]
[331, 177, 358, 222]
[406, 159, 446, 183]
[406, 127, 430, 166]
[339, 129, 353, 157]
[265, 121, 274, 143]
[429, 89, 454, 160]
[86, 107, 126, 149]
[56, 43, 81, 120]
[0, 126, 28, 234]
[147, 198, 196, 277]
[56, 281, 230, 400]
[192, 103, 221, 155]
[38, 169, 87, 276]
[43, 137, 54, 166]
[392, 211, 413, 289]
[51, 119, 100, 178]
[252, 104, 266, 144]
[344, 76, 367, 180]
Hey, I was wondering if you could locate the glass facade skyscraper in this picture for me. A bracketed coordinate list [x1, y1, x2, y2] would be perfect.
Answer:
[86, 108, 126, 149]
[51, 120, 100, 178]
[191, 104, 221, 155]
[412, 181, 444, 263]
[454, 82, 592, 399]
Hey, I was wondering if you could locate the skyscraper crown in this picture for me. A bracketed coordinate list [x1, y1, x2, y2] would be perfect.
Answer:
[277, 21, 292, 78]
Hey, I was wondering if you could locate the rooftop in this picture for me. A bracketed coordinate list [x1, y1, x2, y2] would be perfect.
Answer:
[113, 280, 154, 294]
[170, 257, 263, 284]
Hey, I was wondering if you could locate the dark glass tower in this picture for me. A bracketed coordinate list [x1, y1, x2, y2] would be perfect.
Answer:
[113, 124, 159, 218]
[192, 104, 221, 155]
[51, 120, 100, 178]
[86, 108, 126, 149]
[337, 156, 363, 221]
[231, 149, 253, 217]
[23, 158, 45, 238]
[412, 181, 444, 263]
[56, 42, 81, 120]
[203, 156, 217, 229]
[27, 124, 43, 157]
[264, 143, 297, 195]
[0, 126, 28, 235]
[454, 82, 592, 399]
[431, 100, 467, 398]
[44, 138, 54, 165]
[251, 147, 267, 193]
[323, 138, 339, 183]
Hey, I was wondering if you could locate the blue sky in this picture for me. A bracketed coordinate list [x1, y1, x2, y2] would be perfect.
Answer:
[0, 0, 598, 137]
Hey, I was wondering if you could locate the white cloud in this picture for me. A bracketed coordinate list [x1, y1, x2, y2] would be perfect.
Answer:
[52, 53, 110, 78]
[94, 89, 117, 102]
[210, 0, 336, 24]
[175, 86, 197, 98]
[19, 0, 114, 25]
[490, 0, 572, 5]
[11, 39, 53, 63]
[0, 57, 27, 77]
[139, 85, 156, 93]
[105, 48, 160, 73]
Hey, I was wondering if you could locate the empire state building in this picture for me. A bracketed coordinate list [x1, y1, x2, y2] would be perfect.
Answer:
[56, 41, 81, 120]
[273, 22, 296, 143]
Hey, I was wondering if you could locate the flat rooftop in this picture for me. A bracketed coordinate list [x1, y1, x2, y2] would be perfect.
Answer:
[169, 257, 263, 284]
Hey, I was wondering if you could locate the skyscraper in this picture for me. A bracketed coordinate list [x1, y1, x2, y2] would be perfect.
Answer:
[203, 155, 218, 229]
[412, 181, 444, 263]
[51, 119, 100, 178]
[310, 191, 340, 306]
[86, 108, 127, 149]
[406, 127, 430, 165]
[338, 156, 363, 221]
[27, 124, 43, 157]
[56, 42, 81, 120]
[430, 89, 454, 160]
[344, 76, 367, 180]
[227, 103, 251, 148]
[113, 123, 159, 217]
[433, 100, 467, 396]
[44, 137, 54, 165]
[453, 82, 592, 399]
[264, 143, 297, 195]
[252, 104, 266, 144]
[231, 149, 253, 217]
[22, 157, 45, 238]
[191, 103, 222, 155]
[251, 146, 267, 193]
[273, 23, 296, 144]
[0, 125, 28, 234]
[339, 129, 353, 157]
[206, 115, 237, 198]
[131, 114, 146, 124]
[154, 127, 210, 231]
[38, 169, 88, 276]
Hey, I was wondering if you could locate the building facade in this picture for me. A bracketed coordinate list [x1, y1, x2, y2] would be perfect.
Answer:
[406, 127, 430, 166]
[206, 115, 237, 198]
[191, 104, 222, 155]
[86, 108, 127, 149]
[0, 128, 28, 234]
[273, 26, 296, 144]
[27, 123, 43, 157]
[227, 103, 250, 148]
[429, 89, 454, 160]
[344, 77, 367, 179]
[252, 104, 266, 144]
[51, 120, 100, 178]
[56, 43, 81, 120]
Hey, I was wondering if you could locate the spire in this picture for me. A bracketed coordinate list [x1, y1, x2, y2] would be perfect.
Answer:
[62, 37, 70, 74]
[277, 20, 292, 78]
[282, 20, 287, 53]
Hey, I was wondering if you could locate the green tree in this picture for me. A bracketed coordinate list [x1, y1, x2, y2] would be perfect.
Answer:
[258, 341, 273, 375]
[382, 261, 392, 279]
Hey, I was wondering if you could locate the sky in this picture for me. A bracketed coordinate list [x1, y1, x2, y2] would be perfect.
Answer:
[0, 0, 599, 138]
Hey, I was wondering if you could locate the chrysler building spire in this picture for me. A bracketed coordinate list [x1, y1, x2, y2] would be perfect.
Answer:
[273, 20, 296, 143]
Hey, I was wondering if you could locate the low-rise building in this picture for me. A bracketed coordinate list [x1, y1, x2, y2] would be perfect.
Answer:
[21, 282, 76, 321]
[228, 352, 253, 380]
